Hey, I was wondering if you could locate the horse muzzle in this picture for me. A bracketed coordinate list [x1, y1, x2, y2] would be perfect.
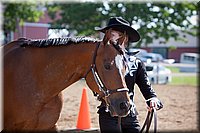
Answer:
[108, 100, 130, 117]
[105, 89, 131, 117]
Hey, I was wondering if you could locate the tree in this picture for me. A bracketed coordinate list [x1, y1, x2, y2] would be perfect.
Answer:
[3, 2, 43, 43]
[47, 1, 198, 47]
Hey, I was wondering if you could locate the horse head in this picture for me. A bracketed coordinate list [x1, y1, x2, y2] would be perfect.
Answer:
[85, 32, 130, 117]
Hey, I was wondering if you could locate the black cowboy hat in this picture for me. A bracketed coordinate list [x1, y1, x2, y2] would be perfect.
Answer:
[95, 17, 140, 42]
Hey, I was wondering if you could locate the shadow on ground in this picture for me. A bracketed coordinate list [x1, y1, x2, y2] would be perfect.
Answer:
[1, 129, 100, 133]
[58, 129, 100, 133]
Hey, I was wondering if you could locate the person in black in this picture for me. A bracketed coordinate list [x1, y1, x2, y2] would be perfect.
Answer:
[95, 17, 163, 133]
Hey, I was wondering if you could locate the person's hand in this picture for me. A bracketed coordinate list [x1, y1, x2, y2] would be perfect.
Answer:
[146, 97, 163, 111]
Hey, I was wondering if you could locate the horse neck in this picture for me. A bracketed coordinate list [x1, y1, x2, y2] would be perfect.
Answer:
[41, 43, 97, 96]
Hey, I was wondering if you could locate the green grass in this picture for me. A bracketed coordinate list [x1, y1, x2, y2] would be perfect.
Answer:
[166, 66, 198, 86]
[169, 75, 198, 86]
[165, 66, 179, 73]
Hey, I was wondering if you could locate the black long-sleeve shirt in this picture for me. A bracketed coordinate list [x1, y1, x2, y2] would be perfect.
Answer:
[125, 54, 157, 101]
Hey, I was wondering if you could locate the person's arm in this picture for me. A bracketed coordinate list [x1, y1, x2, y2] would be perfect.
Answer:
[135, 59, 163, 110]
[135, 59, 157, 99]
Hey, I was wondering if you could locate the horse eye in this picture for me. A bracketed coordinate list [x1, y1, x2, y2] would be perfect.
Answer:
[104, 63, 111, 70]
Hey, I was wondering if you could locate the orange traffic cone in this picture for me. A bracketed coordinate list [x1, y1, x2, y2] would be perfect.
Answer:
[76, 88, 91, 129]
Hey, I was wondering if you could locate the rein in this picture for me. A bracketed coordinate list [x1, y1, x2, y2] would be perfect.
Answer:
[117, 107, 157, 133]
[140, 107, 157, 133]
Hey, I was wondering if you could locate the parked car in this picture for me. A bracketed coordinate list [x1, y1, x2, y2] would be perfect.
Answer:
[128, 48, 147, 56]
[128, 48, 175, 64]
[179, 52, 199, 72]
[145, 64, 172, 84]
[137, 52, 175, 64]
[180, 52, 199, 64]
[140, 52, 164, 62]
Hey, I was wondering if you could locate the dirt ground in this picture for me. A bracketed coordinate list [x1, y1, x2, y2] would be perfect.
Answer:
[56, 79, 199, 132]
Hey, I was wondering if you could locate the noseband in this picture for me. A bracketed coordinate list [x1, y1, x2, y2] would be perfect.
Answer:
[85, 42, 129, 100]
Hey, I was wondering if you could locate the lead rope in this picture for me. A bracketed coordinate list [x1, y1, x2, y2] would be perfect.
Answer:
[117, 108, 157, 133]
[153, 107, 157, 133]
[140, 107, 157, 133]
[118, 117, 122, 133]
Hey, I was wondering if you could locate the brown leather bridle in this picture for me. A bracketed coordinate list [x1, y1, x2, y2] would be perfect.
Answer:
[84, 42, 129, 101]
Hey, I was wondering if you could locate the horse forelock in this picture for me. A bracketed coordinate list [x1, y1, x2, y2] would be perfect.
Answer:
[19, 36, 100, 47]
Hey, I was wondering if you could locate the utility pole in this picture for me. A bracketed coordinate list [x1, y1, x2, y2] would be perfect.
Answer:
[156, 57, 159, 84]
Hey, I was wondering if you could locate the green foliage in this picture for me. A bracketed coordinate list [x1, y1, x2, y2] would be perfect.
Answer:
[168, 45, 177, 52]
[48, 3, 104, 36]
[46, 2, 198, 46]
[3, 2, 43, 32]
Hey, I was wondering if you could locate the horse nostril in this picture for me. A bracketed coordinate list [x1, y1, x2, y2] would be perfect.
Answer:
[120, 102, 128, 110]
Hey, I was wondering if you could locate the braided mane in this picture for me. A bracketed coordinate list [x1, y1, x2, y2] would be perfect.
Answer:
[19, 36, 100, 47]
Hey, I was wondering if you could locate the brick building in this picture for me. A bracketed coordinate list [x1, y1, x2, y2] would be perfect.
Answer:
[131, 31, 198, 62]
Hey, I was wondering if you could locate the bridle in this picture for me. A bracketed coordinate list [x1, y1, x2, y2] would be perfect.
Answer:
[84, 42, 129, 101]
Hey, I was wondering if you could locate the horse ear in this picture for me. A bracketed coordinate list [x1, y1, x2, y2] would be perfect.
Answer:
[103, 29, 112, 45]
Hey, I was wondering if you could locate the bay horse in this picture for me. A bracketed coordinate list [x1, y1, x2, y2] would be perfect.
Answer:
[3, 36, 130, 131]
